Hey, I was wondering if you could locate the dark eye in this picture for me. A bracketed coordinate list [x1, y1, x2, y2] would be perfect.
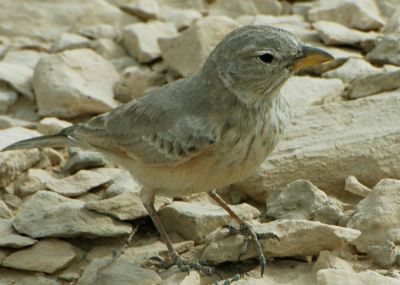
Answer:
[258, 53, 274, 63]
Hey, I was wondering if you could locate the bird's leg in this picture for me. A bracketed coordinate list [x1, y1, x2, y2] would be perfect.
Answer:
[208, 190, 278, 276]
[141, 189, 213, 275]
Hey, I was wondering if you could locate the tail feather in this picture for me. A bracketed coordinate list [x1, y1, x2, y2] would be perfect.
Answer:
[2, 134, 75, 152]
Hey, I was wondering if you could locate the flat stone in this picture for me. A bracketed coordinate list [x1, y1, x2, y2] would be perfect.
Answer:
[159, 16, 240, 76]
[0, 127, 42, 187]
[344, 175, 372, 197]
[76, 256, 161, 285]
[383, 9, 400, 34]
[51, 33, 90, 53]
[63, 149, 106, 174]
[367, 240, 397, 269]
[346, 70, 400, 99]
[13, 190, 132, 238]
[0, 218, 37, 248]
[3, 49, 45, 69]
[347, 179, 400, 252]
[308, 0, 385, 31]
[367, 35, 400, 66]
[0, 268, 59, 285]
[89, 38, 127, 59]
[93, 168, 141, 197]
[33, 49, 119, 118]
[121, 0, 160, 20]
[122, 21, 177, 63]
[316, 269, 400, 285]
[0, 62, 34, 100]
[79, 24, 119, 40]
[160, 201, 260, 243]
[159, 7, 202, 31]
[0, 115, 36, 130]
[201, 220, 360, 264]
[313, 250, 354, 272]
[0, 200, 13, 219]
[0, 83, 18, 113]
[267, 180, 344, 225]
[2, 238, 79, 273]
[160, 266, 200, 285]
[207, 0, 258, 18]
[37, 117, 72, 135]
[323, 58, 381, 83]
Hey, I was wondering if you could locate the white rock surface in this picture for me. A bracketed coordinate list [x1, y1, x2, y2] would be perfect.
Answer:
[367, 240, 397, 269]
[122, 21, 177, 63]
[308, 0, 385, 31]
[160, 201, 260, 243]
[316, 269, 400, 285]
[0, 218, 37, 248]
[323, 58, 381, 83]
[51, 33, 90, 53]
[3, 49, 45, 69]
[33, 49, 119, 118]
[0, 201, 13, 219]
[347, 179, 400, 252]
[0, 268, 59, 285]
[63, 149, 106, 174]
[37, 117, 72, 135]
[13, 190, 132, 238]
[344, 175, 372, 197]
[159, 16, 240, 76]
[2, 239, 79, 273]
[0, 62, 34, 100]
[79, 24, 119, 40]
[89, 38, 127, 59]
[201, 220, 360, 264]
[367, 35, 400, 66]
[159, 7, 202, 31]
[0, 83, 18, 113]
[121, 0, 160, 20]
[160, 266, 200, 285]
[313, 250, 353, 272]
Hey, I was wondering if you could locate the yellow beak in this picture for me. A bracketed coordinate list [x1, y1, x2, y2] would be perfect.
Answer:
[291, 46, 334, 71]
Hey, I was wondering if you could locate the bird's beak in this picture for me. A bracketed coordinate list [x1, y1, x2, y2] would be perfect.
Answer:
[291, 46, 334, 71]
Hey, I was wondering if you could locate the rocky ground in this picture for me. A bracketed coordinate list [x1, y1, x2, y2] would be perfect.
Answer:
[0, 0, 400, 284]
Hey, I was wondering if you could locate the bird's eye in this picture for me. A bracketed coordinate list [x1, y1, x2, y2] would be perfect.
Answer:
[258, 53, 274, 64]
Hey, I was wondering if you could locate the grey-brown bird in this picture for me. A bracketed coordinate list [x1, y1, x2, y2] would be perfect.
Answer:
[3, 25, 333, 275]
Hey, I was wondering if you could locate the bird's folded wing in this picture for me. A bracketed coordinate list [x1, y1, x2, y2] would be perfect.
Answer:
[65, 101, 220, 166]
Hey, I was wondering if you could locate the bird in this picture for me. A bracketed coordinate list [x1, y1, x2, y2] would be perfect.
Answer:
[2, 25, 333, 276]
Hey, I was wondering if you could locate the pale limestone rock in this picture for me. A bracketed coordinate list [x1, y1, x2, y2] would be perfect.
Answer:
[2, 239, 79, 273]
[367, 35, 400, 66]
[316, 269, 400, 285]
[0, 200, 13, 219]
[267, 180, 344, 225]
[383, 9, 400, 34]
[292, 2, 314, 18]
[201, 220, 360, 263]
[323, 58, 381, 83]
[122, 21, 177, 63]
[89, 38, 127, 59]
[112, 56, 139, 73]
[160, 201, 260, 243]
[63, 149, 106, 174]
[160, 266, 200, 285]
[0, 127, 41, 187]
[252, 0, 282, 15]
[347, 179, 400, 252]
[0, 218, 37, 248]
[344, 175, 372, 197]
[308, 0, 385, 31]
[0, 62, 34, 100]
[76, 256, 161, 285]
[37, 117, 72, 135]
[207, 0, 258, 18]
[2, 49, 45, 69]
[121, 0, 160, 20]
[313, 250, 353, 272]
[0, 83, 18, 113]
[0, 268, 59, 285]
[346, 70, 400, 99]
[114, 66, 164, 102]
[51, 33, 90, 53]
[233, 93, 400, 203]
[33, 49, 119, 118]
[13, 190, 132, 238]
[93, 168, 141, 197]
[159, 16, 240, 76]
[79, 24, 119, 40]
[0, 115, 35, 130]
[367, 240, 397, 269]
[158, 0, 203, 10]
[159, 7, 202, 31]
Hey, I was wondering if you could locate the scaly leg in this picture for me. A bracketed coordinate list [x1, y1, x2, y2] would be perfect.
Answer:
[208, 190, 278, 276]
[141, 188, 212, 275]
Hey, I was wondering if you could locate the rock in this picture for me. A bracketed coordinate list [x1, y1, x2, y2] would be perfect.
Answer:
[322, 58, 381, 83]
[85, 191, 147, 220]
[159, 7, 202, 31]
[0, 268, 59, 285]
[122, 21, 177, 63]
[308, 0, 385, 31]
[313, 250, 353, 272]
[0, 83, 18, 113]
[0, 218, 37, 248]
[367, 35, 400, 66]
[281, 76, 345, 115]
[0, 62, 34, 100]
[13, 190, 132, 238]
[160, 266, 200, 285]
[292, 2, 314, 18]
[76, 256, 161, 285]
[232, 92, 400, 203]
[159, 201, 260, 243]
[367, 240, 397, 269]
[121, 0, 160, 20]
[344, 176, 372, 198]
[3, 194, 21, 210]
[89, 38, 127, 59]
[0, 127, 42, 187]
[33, 49, 119, 118]
[112, 56, 139, 73]
[201, 220, 360, 264]
[207, 0, 258, 18]
[266, 180, 344, 225]
[159, 16, 240, 76]
[316, 269, 400, 285]
[37, 117, 72, 135]
[252, 0, 282, 15]
[347, 179, 400, 252]
[63, 149, 106, 174]
[3, 49, 45, 69]
[0, 200, 13, 219]
[114, 66, 164, 102]
[383, 9, 400, 35]
[2, 239, 79, 273]
[51, 33, 90, 53]
[0, 115, 36, 130]
[346, 70, 400, 99]
[93, 168, 141, 197]
[79, 24, 119, 40]
[313, 21, 377, 50]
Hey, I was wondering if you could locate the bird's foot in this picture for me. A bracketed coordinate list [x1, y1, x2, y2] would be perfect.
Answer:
[149, 251, 213, 276]
[228, 222, 279, 276]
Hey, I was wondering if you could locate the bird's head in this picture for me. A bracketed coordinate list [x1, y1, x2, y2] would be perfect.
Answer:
[205, 25, 334, 105]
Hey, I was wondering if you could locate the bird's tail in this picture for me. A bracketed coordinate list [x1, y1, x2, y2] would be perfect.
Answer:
[2, 133, 76, 152]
